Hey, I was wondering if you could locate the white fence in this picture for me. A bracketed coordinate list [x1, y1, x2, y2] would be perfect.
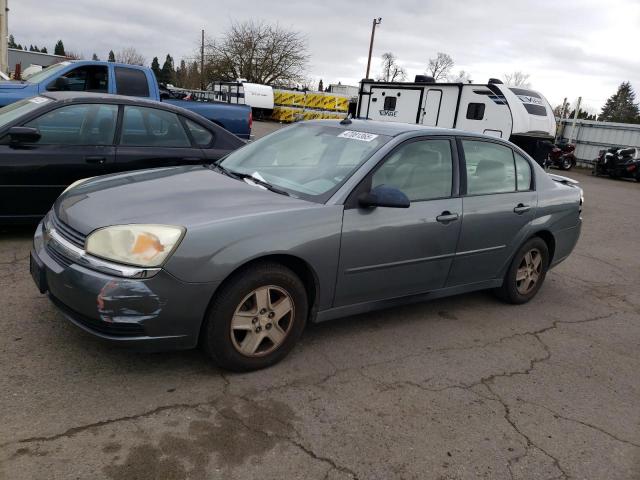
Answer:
[557, 119, 640, 167]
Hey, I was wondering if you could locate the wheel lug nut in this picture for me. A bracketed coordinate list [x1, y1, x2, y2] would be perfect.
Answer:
[268, 312, 275, 318]
[259, 308, 267, 315]
[266, 323, 272, 330]
[252, 317, 258, 324]
[255, 326, 262, 333]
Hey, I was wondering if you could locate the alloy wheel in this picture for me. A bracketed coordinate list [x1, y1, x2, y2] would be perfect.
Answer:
[515, 248, 542, 295]
[230, 285, 294, 357]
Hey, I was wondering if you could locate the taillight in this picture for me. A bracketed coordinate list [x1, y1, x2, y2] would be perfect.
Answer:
[627, 164, 637, 172]
[249, 110, 253, 131]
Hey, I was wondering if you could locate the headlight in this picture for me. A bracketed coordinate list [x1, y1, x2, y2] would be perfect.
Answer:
[62, 177, 94, 195]
[86, 225, 185, 267]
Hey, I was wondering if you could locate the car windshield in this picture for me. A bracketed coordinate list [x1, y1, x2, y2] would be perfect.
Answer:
[219, 123, 391, 201]
[25, 62, 70, 84]
[0, 97, 52, 129]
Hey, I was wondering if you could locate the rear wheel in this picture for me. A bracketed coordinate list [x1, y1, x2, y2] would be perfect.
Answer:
[202, 262, 308, 371]
[495, 237, 549, 304]
[561, 158, 573, 170]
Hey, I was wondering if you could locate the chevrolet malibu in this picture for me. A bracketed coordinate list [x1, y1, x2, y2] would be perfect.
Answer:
[30, 120, 583, 371]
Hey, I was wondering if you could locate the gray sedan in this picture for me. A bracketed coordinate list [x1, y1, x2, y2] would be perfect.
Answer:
[30, 119, 583, 371]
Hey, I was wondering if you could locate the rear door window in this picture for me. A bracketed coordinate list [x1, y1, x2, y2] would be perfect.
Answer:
[115, 67, 150, 97]
[514, 152, 533, 191]
[184, 118, 213, 146]
[463, 140, 516, 195]
[120, 105, 191, 147]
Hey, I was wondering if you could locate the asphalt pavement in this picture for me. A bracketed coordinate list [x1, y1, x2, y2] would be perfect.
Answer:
[1, 123, 638, 479]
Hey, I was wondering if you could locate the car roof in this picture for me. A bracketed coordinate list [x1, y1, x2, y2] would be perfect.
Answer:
[40, 91, 211, 119]
[43, 91, 161, 106]
[302, 118, 490, 139]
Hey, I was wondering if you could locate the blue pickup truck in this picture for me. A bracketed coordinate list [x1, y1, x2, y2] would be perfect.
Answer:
[0, 61, 252, 139]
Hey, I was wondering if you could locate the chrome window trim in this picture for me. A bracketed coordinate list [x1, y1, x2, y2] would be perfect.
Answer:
[44, 223, 160, 279]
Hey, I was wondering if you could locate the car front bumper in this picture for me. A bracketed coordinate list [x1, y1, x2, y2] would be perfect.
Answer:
[31, 221, 218, 351]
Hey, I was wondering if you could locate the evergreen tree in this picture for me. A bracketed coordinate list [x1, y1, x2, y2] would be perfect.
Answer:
[41, 47, 48, 54]
[160, 54, 175, 85]
[91, 53, 99, 61]
[599, 82, 640, 124]
[16, 44, 22, 50]
[151, 56, 161, 80]
[107, 50, 115, 62]
[7, 35, 16, 48]
[28, 45, 34, 51]
[54, 40, 65, 56]
[33, 45, 40, 52]
[318, 79, 323, 92]
[175, 59, 187, 87]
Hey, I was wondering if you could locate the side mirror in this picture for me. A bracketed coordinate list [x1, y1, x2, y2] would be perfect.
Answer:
[358, 185, 410, 208]
[47, 76, 68, 91]
[8, 126, 41, 145]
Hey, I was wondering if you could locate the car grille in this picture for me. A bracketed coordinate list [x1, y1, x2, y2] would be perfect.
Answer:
[50, 214, 86, 249]
[50, 295, 146, 337]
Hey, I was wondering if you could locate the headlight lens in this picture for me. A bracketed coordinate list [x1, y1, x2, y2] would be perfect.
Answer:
[86, 225, 185, 267]
[62, 177, 94, 195]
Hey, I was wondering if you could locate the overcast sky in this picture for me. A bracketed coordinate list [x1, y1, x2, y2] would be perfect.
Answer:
[10, 0, 640, 112]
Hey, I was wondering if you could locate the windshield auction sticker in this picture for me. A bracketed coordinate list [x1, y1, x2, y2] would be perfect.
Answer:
[29, 97, 50, 104]
[338, 131, 379, 142]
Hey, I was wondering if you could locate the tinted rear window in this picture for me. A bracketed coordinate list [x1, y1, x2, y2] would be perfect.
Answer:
[523, 104, 547, 116]
[115, 67, 150, 97]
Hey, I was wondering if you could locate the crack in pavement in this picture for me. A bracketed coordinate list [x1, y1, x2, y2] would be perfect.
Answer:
[482, 378, 570, 480]
[215, 402, 358, 479]
[519, 398, 640, 449]
[2, 309, 621, 480]
[6, 312, 615, 448]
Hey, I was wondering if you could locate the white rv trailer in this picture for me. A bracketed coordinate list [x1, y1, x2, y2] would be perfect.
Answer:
[210, 81, 274, 115]
[356, 77, 556, 158]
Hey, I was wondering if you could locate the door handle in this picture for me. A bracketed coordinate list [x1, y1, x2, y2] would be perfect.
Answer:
[513, 203, 531, 214]
[436, 211, 459, 224]
[181, 157, 203, 163]
[85, 156, 106, 165]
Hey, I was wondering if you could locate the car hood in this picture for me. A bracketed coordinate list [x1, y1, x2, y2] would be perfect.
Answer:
[55, 165, 315, 235]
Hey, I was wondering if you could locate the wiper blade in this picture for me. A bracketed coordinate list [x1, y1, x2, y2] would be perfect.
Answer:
[209, 163, 239, 179]
[233, 172, 291, 197]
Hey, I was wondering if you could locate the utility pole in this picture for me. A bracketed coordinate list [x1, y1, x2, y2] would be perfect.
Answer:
[365, 17, 381, 79]
[555, 96, 568, 143]
[569, 96, 582, 145]
[0, 0, 8, 75]
[200, 29, 205, 91]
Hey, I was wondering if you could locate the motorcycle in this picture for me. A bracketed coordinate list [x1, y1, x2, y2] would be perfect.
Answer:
[546, 143, 577, 170]
[592, 146, 640, 182]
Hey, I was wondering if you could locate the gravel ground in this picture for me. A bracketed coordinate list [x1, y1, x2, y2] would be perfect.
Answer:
[0, 124, 638, 479]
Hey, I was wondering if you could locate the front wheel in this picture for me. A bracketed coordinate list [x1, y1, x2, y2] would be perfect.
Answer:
[561, 158, 573, 170]
[202, 262, 308, 371]
[495, 237, 549, 304]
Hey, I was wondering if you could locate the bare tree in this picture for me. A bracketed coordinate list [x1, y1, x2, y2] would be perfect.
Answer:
[448, 70, 472, 83]
[377, 52, 407, 82]
[426, 52, 454, 81]
[115, 47, 145, 66]
[504, 71, 531, 88]
[204, 20, 309, 85]
[64, 51, 83, 60]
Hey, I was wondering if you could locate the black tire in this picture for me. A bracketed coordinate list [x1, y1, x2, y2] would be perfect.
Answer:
[202, 262, 308, 372]
[494, 237, 549, 304]
[561, 158, 573, 170]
